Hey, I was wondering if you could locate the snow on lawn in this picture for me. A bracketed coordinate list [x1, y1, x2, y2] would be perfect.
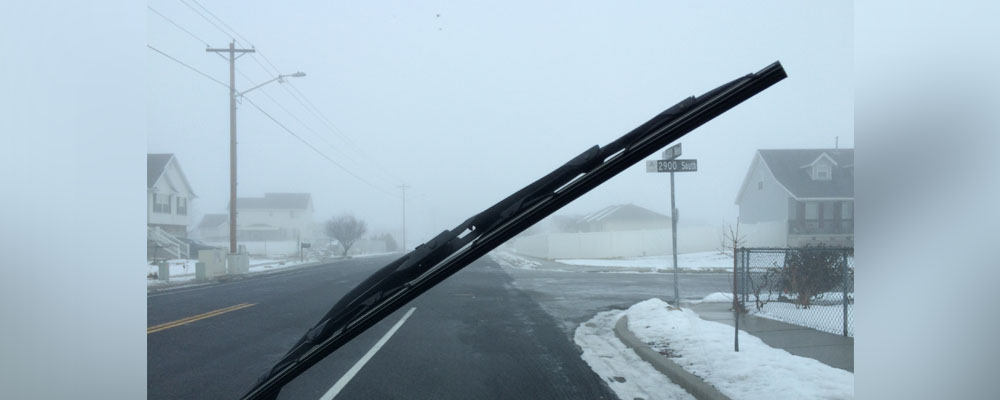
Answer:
[691, 292, 854, 336]
[626, 298, 853, 399]
[575, 310, 696, 400]
[755, 302, 854, 337]
[557, 251, 735, 272]
[691, 292, 736, 303]
[489, 250, 541, 270]
[146, 258, 312, 286]
[247, 259, 309, 273]
[146, 259, 198, 283]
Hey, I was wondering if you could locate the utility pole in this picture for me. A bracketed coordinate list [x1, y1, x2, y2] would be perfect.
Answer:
[398, 184, 410, 251]
[207, 41, 255, 254]
[670, 171, 679, 306]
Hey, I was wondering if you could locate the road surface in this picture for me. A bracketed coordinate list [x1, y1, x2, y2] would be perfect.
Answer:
[148, 256, 618, 399]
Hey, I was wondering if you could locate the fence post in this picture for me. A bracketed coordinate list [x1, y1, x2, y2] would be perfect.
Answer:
[742, 249, 748, 308]
[842, 249, 849, 337]
[733, 247, 739, 352]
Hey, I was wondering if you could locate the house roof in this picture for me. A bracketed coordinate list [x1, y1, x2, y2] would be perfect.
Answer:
[198, 213, 228, 228]
[234, 193, 312, 210]
[147, 153, 173, 188]
[148, 153, 197, 197]
[577, 204, 669, 225]
[756, 149, 854, 199]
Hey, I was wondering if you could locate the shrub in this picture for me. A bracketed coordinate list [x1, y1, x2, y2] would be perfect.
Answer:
[779, 245, 848, 308]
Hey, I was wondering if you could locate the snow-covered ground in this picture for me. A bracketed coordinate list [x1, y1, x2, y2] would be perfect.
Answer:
[574, 310, 696, 400]
[489, 250, 541, 270]
[146, 258, 312, 287]
[689, 291, 854, 337]
[146, 259, 199, 286]
[626, 298, 854, 399]
[755, 302, 854, 337]
[556, 251, 735, 272]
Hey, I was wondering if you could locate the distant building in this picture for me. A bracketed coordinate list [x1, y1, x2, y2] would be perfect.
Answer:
[196, 213, 229, 241]
[199, 193, 315, 245]
[574, 203, 670, 232]
[508, 203, 712, 259]
[147, 153, 196, 237]
[735, 148, 854, 247]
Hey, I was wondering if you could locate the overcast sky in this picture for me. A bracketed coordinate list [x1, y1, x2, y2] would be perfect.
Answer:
[147, 0, 852, 246]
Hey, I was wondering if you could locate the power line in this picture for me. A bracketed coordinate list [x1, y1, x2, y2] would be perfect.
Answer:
[177, 0, 234, 41]
[241, 96, 400, 199]
[189, 0, 256, 47]
[282, 82, 405, 183]
[147, 44, 228, 89]
[148, 6, 210, 47]
[177, 0, 404, 187]
[235, 69, 376, 176]
[176, 0, 403, 186]
[276, 83, 403, 183]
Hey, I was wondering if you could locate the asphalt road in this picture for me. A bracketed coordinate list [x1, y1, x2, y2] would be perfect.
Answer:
[147, 256, 615, 400]
[501, 257, 735, 335]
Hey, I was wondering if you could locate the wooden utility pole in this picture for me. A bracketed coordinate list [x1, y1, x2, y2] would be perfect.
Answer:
[207, 41, 255, 254]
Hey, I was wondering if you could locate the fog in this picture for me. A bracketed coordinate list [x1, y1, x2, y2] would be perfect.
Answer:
[147, 1, 852, 246]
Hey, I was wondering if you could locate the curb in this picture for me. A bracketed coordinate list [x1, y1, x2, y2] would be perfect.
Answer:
[613, 315, 730, 400]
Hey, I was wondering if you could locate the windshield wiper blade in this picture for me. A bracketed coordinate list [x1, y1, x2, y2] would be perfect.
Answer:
[242, 61, 786, 400]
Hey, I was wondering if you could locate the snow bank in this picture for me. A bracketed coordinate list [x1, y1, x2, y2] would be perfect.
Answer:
[696, 292, 735, 303]
[574, 310, 695, 400]
[556, 251, 734, 272]
[146, 258, 312, 287]
[488, 250, 541, 270]
[626, 298, 853, 399]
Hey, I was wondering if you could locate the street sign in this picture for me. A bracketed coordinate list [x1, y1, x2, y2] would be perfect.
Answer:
[646, 159, 698, 173]
[662, 143, 682, 161]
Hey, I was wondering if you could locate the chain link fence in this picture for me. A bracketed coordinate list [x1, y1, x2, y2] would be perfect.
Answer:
[735, 247, 854, 337]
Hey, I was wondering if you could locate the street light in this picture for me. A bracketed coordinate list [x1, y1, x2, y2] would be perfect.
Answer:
[238, 71, 306, 97]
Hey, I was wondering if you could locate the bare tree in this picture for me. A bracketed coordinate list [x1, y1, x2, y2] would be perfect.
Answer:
[326, 214, 368, 257]
[718, 217, 747, 258]
[721, 217, 748, 313]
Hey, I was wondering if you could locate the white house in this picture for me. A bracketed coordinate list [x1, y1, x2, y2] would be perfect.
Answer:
[510, 204, 718, 259]
[147, 153, 196, 237]
[735, 148, 854, 247]
[574, 204, 671, 232]
[198, 193, 315, 257]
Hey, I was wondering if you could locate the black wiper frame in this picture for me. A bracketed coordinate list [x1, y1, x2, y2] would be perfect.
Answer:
[243, 61, 787, 399]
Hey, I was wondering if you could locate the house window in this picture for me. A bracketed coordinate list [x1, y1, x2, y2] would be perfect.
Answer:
[841, 201, 854, 233]
[177, 197, 187, 216]
[813, 164, 831, 180]
[757, 181, 763, 190]
[153, 193, 171, 214]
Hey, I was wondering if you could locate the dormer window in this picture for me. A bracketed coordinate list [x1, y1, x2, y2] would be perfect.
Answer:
[813, 164, 831, 180]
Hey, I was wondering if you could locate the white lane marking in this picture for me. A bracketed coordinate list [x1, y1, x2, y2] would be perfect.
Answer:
[319, 307, 417, 400]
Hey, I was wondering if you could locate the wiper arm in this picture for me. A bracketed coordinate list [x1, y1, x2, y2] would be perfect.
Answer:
[242, 61, 786, 400]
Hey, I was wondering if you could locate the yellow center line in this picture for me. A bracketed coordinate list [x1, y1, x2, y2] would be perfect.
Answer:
[147, 303, 256, 334]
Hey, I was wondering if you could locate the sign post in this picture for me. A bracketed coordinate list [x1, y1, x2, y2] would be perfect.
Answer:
[646, 143, 697, 307]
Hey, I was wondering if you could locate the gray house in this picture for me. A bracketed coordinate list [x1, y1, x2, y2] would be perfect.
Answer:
[735, 149, 854, 247]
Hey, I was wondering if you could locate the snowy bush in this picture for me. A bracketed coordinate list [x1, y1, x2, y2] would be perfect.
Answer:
[778, 245, 850, 308]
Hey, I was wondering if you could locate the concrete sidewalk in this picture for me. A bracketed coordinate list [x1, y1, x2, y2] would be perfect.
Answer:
[686, 302, 854, 372]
